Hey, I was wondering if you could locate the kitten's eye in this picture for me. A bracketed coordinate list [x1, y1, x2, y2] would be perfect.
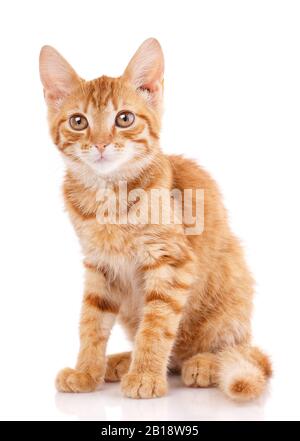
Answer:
[115, 111, 135, 128]
[69, 114, 89, 131]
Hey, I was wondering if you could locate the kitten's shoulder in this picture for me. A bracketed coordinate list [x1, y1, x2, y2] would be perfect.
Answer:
[167, 154, 219, 192]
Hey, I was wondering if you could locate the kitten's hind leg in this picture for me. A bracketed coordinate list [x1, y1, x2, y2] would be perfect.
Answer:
[182, 352, 218, 388]
[105, 352, 132, 382]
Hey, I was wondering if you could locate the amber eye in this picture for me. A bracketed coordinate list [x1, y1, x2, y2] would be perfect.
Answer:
[115, 111, 135, 128]
[69, 114, 89, 131]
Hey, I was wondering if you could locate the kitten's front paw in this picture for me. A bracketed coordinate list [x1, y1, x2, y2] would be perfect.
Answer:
[55, 368, 102, 393]
[121, 372, 167, 399]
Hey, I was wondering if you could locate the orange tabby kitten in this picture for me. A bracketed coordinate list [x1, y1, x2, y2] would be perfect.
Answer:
[39, 39, 271, 400]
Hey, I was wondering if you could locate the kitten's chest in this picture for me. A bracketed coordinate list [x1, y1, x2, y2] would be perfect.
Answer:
[64, 178, 154, 288]
[78, 219, 138, 264]
[81, 221, 144, 310]
[65, 179, 141, 266]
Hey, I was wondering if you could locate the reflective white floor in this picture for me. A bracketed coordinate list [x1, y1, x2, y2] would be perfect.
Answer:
[1, 365, 298, 421]
[54, 375, 269, 421]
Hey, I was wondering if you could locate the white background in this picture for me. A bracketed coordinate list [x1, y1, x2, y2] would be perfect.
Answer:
[0, 0, 299, 421]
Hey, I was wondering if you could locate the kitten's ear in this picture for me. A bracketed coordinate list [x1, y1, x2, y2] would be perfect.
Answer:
[123, 38, 164, 107]
[39, 46, 81, 109]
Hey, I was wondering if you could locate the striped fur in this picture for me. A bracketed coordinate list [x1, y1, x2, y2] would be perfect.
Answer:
[40, 39, 271, 400]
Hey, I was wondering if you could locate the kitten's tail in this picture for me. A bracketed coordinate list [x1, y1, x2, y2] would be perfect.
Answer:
[217, 346, 272, 401]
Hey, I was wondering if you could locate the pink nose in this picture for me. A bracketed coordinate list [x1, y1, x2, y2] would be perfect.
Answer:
[95, 143, 109, 152]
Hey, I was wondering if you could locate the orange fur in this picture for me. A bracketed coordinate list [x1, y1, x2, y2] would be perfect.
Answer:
[105, 352, 132, 382]
[40, 38, 271, 400]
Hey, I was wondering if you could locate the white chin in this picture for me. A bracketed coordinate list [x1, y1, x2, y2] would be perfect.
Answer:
[89, 159, 123, 175]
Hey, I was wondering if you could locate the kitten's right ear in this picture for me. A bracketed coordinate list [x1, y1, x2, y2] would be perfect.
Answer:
[39, 46, 81, 109]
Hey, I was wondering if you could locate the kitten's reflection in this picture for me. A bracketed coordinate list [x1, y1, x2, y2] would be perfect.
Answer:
[55, 375, 267, 421]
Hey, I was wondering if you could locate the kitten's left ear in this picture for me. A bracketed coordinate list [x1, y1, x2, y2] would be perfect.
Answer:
[39, 46, 81, 110]
[123, 38, 164, 107]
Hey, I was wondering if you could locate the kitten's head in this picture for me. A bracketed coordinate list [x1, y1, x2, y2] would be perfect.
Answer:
[39, 39, 164, 181]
